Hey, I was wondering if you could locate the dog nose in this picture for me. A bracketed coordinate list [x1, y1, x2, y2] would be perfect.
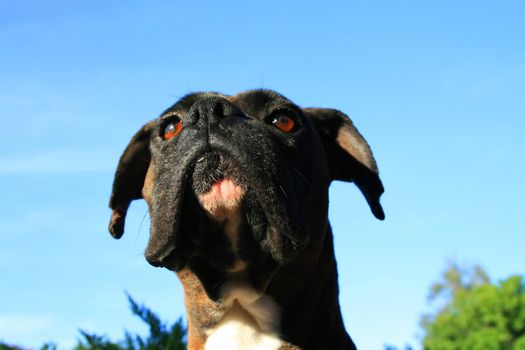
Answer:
[187, 97, 246, 127]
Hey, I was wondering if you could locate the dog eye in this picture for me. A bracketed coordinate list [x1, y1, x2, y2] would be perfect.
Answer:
[163, 118, 183, 140]
[271, 115, 296, 133]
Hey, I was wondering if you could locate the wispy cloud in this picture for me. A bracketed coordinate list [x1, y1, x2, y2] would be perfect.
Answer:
[0, 314, 79, 348]
[0, 150, 115, 175]
[0, 314, 56, 337]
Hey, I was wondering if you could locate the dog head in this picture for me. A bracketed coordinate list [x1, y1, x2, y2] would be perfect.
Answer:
[108, 89, 383, 297]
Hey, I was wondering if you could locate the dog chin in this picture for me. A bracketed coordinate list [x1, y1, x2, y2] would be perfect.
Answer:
[152, 150, 305, 273]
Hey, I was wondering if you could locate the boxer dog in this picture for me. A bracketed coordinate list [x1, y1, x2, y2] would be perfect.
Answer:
[108, 89, 384, 350]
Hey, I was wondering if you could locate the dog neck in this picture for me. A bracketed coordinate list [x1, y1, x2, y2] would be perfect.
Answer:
[177, 224, 356, 350]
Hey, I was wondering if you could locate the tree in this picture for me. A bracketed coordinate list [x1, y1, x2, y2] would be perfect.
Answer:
[0, 344, 25, 350]
[422, 262, 525, 350]
[74, 293, 186, 350]
[0, 294, 186, 350]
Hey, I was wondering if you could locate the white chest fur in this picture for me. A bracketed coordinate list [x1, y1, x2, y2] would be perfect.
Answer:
[204, 285, 282, 350]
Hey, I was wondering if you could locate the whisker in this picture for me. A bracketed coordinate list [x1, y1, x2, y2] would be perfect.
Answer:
[134, 209, 150, 249]
[212, 275, 229, 289]
[291, 165, 312, 190]
[210, 173, 220, 183]
[279, 185, 288, 198]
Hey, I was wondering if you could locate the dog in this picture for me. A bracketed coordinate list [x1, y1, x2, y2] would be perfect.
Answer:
[108, 89, 384, 350]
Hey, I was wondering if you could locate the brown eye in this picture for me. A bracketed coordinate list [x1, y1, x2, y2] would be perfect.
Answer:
[272, 115, 296, 133]
[163, 119, 183, 140]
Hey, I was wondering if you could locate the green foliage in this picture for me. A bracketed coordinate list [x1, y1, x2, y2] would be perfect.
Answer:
[0, 343, 22, 350]
[74, 294, 186, 350]
[39, 343, 58, 350]
[1, 341, 59, 350]
[422, 263, 525, 350]
[427, 261, 490, 303]
[0, 294, 186, 350]
[74, 331, 124, 350]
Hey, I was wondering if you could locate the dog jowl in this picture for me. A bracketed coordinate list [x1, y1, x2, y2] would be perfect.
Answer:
[108, 90, 384, 350]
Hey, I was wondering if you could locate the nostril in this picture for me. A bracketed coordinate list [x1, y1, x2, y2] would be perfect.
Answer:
[211, 100, 225, 118]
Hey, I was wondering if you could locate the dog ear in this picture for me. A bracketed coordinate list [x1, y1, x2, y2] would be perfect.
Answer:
[304, 108, 385, 220]
[108, 121, 155, 239]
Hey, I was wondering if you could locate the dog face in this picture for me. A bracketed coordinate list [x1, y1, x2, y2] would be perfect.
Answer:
[108, 89, 384, 298]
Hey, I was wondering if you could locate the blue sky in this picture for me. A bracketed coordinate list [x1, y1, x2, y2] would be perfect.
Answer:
[1, 1, 524, 349]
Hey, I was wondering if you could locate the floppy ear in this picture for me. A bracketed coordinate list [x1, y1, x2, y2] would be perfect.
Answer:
[303, 108, 385, 220]
[108, 121, 155, 239]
